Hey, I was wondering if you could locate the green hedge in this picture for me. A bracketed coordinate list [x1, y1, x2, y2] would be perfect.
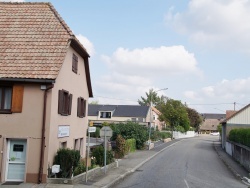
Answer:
[229, 128, 250, 148]
[125, 138, 136, 153]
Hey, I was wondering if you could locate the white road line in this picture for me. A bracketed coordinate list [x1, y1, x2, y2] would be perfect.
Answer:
[184, 179, 190, 188]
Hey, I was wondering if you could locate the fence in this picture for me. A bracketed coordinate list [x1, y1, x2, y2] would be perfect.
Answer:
[172, 131, 196, 139]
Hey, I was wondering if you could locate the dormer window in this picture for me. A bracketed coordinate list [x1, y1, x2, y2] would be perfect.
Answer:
[72, 53, 78, 74]
[100, 112, 111, 118]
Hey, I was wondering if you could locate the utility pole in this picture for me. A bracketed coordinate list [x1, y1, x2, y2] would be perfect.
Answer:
[234, 102, 236, 111]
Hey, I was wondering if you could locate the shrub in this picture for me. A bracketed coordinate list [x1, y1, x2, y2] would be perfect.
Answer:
[110, 122, 148, 150]
[115, 135, 126, 158]
[160, 132, 172, 139]
[54, 148, 80, 178]
[229, 128, 250, 148]
[91, 145, 114, 166]
[73, 159, 85, 176]
[175, 125, 185, 133]
[126, 138, 136, 153]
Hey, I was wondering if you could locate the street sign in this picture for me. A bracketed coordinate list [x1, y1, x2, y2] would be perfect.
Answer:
[100, 126, 113, 137]
[88, 126, 96, 133]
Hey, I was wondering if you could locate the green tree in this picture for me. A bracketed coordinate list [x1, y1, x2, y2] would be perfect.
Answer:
[138, 89, 161, 106]
[89, 100, 99, 104]
[185, 107, 202, 131]
[158, 99, 190, 134]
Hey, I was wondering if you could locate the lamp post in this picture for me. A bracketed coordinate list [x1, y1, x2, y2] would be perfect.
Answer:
[148, 88, 168, 150]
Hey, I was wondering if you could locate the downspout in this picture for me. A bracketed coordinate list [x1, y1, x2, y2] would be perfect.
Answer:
[39, 84, 54, 183]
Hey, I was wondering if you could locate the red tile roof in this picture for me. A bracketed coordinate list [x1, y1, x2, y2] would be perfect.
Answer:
[0, 2, 88, 80]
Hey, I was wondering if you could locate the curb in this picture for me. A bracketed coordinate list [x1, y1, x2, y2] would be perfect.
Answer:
[102, 140, 182, 188]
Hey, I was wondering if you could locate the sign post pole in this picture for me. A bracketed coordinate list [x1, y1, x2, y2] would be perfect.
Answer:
[104, 128, 107, 173]
[85, 123, 96, 182]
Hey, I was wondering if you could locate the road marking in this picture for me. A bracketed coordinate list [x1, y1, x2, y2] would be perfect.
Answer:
[184, 179, 190, 188]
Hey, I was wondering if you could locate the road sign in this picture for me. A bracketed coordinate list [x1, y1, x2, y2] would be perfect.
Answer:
[88, 126, 96, 133]
[100, 126, 113, 137]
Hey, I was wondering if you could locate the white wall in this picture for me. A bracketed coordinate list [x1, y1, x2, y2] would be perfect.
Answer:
[173, 131, 196, 139]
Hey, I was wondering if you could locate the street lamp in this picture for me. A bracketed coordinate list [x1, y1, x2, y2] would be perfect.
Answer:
[148, 88, 168, 150]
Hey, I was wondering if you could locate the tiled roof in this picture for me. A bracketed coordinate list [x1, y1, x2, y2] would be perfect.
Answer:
[200, 113, 226, 120]
[0, 2, 88, 80]
[88, 104, 150, 118]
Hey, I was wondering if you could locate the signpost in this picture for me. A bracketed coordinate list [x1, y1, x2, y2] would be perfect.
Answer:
[100, 126, 113, 173]
[85, 125, 96, 182]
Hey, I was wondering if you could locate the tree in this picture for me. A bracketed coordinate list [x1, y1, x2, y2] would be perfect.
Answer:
[89, 100, 99, 105]
[138, 89, 161, 106]
[158, 99, 190, 133]
[185, 107, 202, 131]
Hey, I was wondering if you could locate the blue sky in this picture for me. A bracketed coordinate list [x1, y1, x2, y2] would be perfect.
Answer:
[4, 0, 250, 113]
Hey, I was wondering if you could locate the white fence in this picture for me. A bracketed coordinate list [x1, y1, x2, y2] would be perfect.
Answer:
[173, 131, 196, 139]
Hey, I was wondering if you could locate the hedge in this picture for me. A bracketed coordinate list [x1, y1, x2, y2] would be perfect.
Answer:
[229, 128, 250, 148]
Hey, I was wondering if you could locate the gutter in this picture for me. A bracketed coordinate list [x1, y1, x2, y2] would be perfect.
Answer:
[0, 78, 55, 83]
[38, 84, 54, 183]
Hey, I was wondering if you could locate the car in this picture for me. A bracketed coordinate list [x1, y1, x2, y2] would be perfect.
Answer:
[210, 132, 220, 136]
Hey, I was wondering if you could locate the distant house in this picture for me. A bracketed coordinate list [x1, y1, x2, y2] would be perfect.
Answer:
[0, 2, 92, 183]
[151, 106, 165, 131]
[88, 104, 150, 126]
[199, 113, 226, 133]
[221, 105, 250, 149]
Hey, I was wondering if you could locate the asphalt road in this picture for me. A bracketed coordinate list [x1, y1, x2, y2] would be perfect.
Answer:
[112, 135, 247, 188]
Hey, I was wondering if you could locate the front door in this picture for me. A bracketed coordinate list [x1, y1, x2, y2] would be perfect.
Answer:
[6, 139, 27, 181]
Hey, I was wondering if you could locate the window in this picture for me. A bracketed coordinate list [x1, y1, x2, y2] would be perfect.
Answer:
[74, 139, 80, 150]
[77, 97, 86, 118]
[0, 85, 23, 113]
[100, 112, 111, 118]
[60, 141, 67, 149]
[58, 89, 72, 116]
[72, 53, 78, 74]
[0, 86, 12, 112]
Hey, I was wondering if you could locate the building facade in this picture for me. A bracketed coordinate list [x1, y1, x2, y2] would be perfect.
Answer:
[0, 2, 92, 183]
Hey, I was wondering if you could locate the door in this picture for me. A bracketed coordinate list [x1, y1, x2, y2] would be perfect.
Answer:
[6, 139, 27, 181]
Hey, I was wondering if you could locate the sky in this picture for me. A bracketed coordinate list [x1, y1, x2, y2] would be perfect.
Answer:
[3, 0, 250, 113]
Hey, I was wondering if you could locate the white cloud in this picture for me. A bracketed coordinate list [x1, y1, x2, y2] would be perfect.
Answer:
[76, 34, 95, 56]
[166, 0, 250, 52]
[185, 77, 250, 103]
[102, 45, 202, 77]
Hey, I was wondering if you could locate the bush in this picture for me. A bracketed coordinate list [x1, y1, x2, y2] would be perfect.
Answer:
[175, 125, 185, 133]
[91, 145, 114, 166]
[125, 138, 136, 153]
[73, 159, 85, 176]
[229, 128, 250, 148]
[115, 135, 126, 158]
[54, 148, 80, 178]
[110, 122, 148, 150]
[90, 127, 100, 138]
[160, 132, 172, 139]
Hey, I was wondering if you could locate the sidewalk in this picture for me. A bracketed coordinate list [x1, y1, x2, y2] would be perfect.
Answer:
[213, 140, 250, 186]
[1, 139, 249, 188]
[0, 140, 180, 188]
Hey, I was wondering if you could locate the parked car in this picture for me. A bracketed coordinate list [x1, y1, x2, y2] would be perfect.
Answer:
[210, 132, 219, 136]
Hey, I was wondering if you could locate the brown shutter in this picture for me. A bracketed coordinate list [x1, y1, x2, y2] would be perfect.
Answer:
[77, 97, 81, 117]
[11, 85, 24, 113]
[58, 90, 64, 114]
[83, 99, 86, 117]
[68, 94, 72, 115]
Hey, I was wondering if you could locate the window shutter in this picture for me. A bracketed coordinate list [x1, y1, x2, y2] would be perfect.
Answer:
[68, 94, 72, 115]
[83, 99, 86, 117]
[11, 85, 24, 113]
[58, 90, 64, 114]
[77, 97, 81, 117]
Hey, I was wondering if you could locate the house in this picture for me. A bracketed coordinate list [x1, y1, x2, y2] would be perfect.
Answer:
[221, 105, 250, 149]
[199, 113, 226, 134]
[88, 104, 150, 126]
[0, 2, 92, 184]
[151, 106, 165, 131]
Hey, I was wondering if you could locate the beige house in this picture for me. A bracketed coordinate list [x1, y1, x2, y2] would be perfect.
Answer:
[151, 106, 165, 131]
[0, 2, 92, 184]
[88, 104, 150, 126]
